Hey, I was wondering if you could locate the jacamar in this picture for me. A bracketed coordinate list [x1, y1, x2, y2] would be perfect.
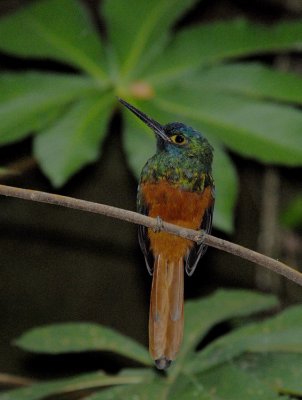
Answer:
[119, 99, 215, 370]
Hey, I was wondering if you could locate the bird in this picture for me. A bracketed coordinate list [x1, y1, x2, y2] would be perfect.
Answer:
[119, 98, 215, 370]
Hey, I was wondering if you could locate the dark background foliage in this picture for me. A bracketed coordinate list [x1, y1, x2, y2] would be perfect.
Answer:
[0, 0, 301, 380]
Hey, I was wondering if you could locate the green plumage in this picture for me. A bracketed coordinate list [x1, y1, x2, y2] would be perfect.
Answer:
[140, 122, 214, 193]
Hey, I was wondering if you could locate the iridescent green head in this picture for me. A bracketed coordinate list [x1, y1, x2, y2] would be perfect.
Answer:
[161, 122, 213, 164]
[119, 98, 213, 166]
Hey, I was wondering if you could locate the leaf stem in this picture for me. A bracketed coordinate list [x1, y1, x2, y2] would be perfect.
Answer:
[0, 184, 300, 286]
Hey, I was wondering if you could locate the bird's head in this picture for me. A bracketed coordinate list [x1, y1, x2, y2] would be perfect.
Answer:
[119, 98, 213, 163]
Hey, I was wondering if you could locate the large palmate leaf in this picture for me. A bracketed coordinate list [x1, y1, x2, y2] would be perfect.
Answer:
[143, 19, 302, 84]
[85, 381, 167, 400]
[183, 63, 302, 104]
[187, 304, 302, 374]
[0, 371, 139, 400]
[235, 352, 302, 396]
[180, 289, 278, 360]
[102, 0, 199, 78]
[0, 370, 150, 400]
[34, 94, 113, 187]
[4, 290, 279, 400]
[6, 290, 302, 399]
[196, 363, 285, 400]
[0, 0, 107, 81]
[212, 144, 238, 233]
[15, 322, 152, 366]
[155, 89, 302, 166]
[0, 72, 98, 145]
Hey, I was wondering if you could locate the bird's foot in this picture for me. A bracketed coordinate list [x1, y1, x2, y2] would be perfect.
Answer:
[153, 216, 163, 233]
[197, 230, 206, 245]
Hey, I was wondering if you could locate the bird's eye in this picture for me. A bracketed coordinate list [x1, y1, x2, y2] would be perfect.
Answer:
[170, 134, 186, 145]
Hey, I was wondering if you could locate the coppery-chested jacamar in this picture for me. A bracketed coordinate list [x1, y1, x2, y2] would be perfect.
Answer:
[119, 98, 215, 370]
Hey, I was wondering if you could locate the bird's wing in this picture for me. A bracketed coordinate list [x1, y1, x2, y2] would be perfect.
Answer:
[185, 185, 215, 276]
[137, 191, 154, 275]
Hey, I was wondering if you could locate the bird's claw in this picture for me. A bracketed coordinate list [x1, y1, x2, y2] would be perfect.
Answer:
[153, 216, 163, 233]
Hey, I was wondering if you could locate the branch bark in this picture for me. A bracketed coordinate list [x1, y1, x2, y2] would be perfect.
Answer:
[0, 184, 301, 286]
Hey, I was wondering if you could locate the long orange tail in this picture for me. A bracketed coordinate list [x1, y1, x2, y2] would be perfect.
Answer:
[149, 255, 184, 370]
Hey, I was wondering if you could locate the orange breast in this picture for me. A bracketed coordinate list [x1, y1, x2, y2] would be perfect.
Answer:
[141, 180, 213, 261]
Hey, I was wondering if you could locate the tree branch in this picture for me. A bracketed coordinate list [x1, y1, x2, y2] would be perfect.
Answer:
[0, 184, 301, 286]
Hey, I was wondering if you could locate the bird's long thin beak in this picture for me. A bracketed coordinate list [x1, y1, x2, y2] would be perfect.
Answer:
[118, 98, 171, 142]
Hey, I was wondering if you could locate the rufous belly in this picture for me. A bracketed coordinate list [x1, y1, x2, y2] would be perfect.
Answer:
[141, 180, 213, 260]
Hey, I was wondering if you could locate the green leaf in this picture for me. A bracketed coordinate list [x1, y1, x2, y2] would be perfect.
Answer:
[85, 381, 165, 400]
[123, 105, 156, 180]
[102, 0, 199, 78]
[0, 0, 107, 80]
[188, 304, 302, 374]
[123, 101, 237, 232]
[212, 145, 237, 233]
[0, 370, 149, 400]
[183, 63, 302, 105]
[165, 290, 277, 378]
[95, 361, 286, 400]
[0, 72, 98, 145]
[280, 196, 302, 229]
[3, 291, 281, 400]
[156, 88, 302, 166]
[197, 363, 283, 400]
[15, 322, 152, 366]
[84, 369, 159, 400]
[167, 373, 214, 400]
[34, 94, 113, 187]
[235, 352, 302, 396]
[181, 290, 278, 358]
[144, 19, 302, 84]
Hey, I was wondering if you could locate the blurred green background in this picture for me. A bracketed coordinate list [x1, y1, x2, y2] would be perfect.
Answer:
[0, 0, 301, 379]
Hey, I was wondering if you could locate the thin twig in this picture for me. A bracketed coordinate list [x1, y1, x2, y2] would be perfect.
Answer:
[0, 184, 301, 286]
[0, 157, 37, 181]
[0, 373, 34, 387]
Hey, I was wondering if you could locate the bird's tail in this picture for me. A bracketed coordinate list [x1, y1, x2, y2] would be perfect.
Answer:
[149, 255, 184, 370]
